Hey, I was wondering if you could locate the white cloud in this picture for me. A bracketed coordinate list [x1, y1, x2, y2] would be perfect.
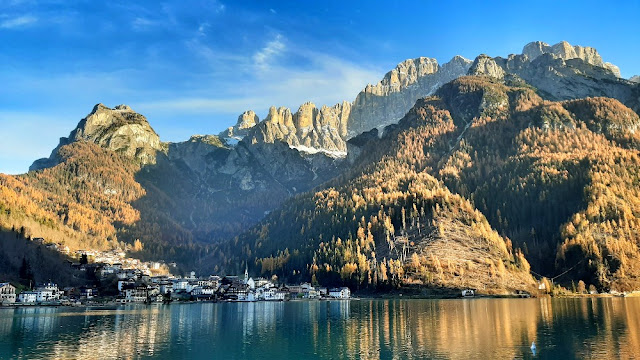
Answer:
[131, 17, 157, 30]
[137, 49, 382, 120]
[0, 15, 37, 29]
[253, 34, 286, 70]
[198, 22, 210, 36]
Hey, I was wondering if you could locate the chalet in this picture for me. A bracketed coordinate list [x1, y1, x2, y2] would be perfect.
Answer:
[329, 287, 351, 299]
[0, 283, 16, 304]
[225, 283, 249, 301]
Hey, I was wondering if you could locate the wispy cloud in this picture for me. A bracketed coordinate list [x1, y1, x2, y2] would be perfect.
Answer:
[253, 34, 286, 70]
[131, 17, 157, 31]
[138, 47, 382, 119]
[0, 14, 37, 29]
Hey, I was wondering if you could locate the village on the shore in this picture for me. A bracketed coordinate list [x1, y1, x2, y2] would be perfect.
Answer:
[1, 246, 351, 306]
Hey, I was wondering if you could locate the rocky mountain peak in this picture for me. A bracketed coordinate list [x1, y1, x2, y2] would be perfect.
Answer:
[245, 101, 349, 156]
[237, 110, 259, 129]
[522, 40, 620, 77]
[220, 110, 260, 141]
[370, 57, 439, 95]
[630, 75, 640, 83]
[468, 54, 506, 79]
[30, 103, 162, 170]
[114, 104, 133, 111]
[264, 106, 293, 126]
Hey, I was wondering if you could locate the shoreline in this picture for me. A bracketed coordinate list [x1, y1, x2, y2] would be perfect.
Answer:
[4, 292, 639, 309]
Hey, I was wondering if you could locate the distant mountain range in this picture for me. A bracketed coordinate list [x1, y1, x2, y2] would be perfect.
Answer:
[2, 41, 639, 294]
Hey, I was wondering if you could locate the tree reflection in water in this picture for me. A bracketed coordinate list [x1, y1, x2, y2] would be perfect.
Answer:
[0, 298, 638, 359]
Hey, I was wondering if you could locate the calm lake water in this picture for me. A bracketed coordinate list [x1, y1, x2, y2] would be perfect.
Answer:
[0, 298, 639, 359]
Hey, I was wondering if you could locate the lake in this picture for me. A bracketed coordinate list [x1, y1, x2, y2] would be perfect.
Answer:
[1, 298, 638, 359]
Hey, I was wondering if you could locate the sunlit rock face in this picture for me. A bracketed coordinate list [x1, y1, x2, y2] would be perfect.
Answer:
[244, 102, 351, 157]
[469, 55, 506, 79]
[522, 40, 621, 77]
[347, 56, 472, 137]
[220, 110, 259, 143]
[30, 104, 163, 170]
[221, 41, 633, 157]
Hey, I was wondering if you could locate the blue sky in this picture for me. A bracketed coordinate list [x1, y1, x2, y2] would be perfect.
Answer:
[1, 0, 638, 174]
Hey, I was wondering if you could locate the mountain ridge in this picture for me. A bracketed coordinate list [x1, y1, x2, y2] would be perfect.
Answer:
[219, 40, 635, 159]
[4, 40, 640, 292]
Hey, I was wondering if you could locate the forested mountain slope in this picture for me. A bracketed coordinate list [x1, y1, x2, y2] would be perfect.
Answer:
[223, 76, 640, 292]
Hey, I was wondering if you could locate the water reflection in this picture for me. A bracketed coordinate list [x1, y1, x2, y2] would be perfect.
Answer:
[0, 298, 638, 359]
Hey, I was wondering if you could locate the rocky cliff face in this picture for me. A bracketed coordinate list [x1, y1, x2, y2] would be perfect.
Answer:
[631, 75, 640, 83]
[466, 41, 637, 114]
[347, 55, 472, 137]
[243, 102, 351, 156]
[225, 56, 472, 155]
[30, 104, 163, 170]
[522, 40, 621, 77]
[219, 110, 259, 143]
[468, 55, 506, 79]
[133, 130, 347, 244]
[222, 40, 633, 156]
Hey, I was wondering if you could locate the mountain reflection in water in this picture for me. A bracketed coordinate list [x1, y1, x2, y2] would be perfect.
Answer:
[0, 298, 638, 359]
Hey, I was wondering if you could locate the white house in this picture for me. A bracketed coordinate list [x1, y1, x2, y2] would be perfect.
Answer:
[260, 287, 286, 301]
[301, 283, 320, 299]
[35, 282, 60, 302]
[329, 287, 351, 299]
[191, 286, 215, 296]
[18, 291, 37, 303]
[118, 280, 135, 292]
[172, 279, 189, 291]
[0, 283, 16, 304]
[123, 286, 148, 302]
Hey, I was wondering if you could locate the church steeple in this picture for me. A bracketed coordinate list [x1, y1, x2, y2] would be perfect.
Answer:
[244, 265, 249, 284]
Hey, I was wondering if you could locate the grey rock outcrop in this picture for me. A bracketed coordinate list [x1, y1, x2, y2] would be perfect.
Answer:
[220, 110, 259, 143]
[347, 56, 472, 137]
[469, 55, 506, 79]
[631, 75, 640, 83]
[461, 41, 636, 113]
[522, 41, 620, 77]
[30, 104, 163, 171]
[226, 40, 632, 157]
